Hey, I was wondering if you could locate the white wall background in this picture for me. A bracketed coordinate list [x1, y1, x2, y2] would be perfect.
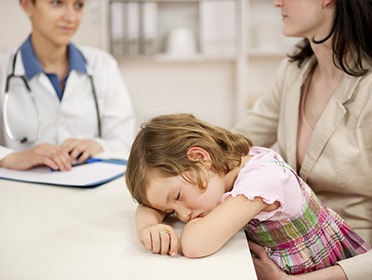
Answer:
[0, 0, 286, 131]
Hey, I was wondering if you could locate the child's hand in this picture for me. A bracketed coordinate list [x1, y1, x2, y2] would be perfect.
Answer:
[139, 224, 179, 256]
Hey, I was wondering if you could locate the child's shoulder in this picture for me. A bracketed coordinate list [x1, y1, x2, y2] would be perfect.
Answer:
[248, 146, 284, 164]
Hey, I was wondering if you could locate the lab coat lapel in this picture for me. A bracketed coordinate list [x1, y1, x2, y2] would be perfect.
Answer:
[14, 52, 59, 100]
[62, 71, 88, 101]
[62, 61, 93, 101]
[13, 51, 25, 76]
[36, 75, 57, 98]
[299, 74, 362, 181]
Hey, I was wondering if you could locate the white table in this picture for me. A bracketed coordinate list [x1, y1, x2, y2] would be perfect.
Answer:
[0, 177, 257, 280]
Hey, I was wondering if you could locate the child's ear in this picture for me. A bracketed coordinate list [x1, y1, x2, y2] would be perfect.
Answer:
[186, 147, 211, 163]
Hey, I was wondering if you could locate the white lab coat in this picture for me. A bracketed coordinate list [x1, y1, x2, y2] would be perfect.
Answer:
[0, 45, 135, 159]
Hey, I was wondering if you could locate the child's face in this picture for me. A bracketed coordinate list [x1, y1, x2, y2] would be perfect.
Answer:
[146, 169, 226, 223]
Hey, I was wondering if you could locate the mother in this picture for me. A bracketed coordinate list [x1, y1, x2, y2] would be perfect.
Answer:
[233, 0, 372, 279]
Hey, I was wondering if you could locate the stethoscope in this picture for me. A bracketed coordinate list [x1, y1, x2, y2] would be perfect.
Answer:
[3, 49, 102, 144]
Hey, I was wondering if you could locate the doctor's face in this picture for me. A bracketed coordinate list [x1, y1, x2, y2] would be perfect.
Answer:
[24, 0, 85, 47]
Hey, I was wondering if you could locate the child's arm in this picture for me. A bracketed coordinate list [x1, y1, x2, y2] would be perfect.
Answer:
[135, 204, 179, 256]
[181, 195, 275, 258]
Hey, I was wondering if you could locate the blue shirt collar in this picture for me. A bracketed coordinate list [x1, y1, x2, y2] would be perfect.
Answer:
[20, 35, 87, 80]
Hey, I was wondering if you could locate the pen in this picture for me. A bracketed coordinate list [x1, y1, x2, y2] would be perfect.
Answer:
[50, 158, 127, 172]
[86, 158, 128, 165]
[50, 161, 86, 172]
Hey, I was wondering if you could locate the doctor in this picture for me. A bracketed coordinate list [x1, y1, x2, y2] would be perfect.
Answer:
[0, 0, 135, 171]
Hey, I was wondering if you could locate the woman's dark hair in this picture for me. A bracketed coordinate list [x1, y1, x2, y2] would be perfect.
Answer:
[289, 0, 372, 76]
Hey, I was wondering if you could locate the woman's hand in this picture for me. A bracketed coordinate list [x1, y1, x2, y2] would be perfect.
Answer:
[249, 241, 348, 280]
[61, 138, 103, 163]
[249, 241, 289, 280]
[139, 224, 179, 256]
[0, 143, 72, 171]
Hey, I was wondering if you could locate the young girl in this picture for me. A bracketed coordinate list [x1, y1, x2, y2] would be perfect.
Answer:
[125, 113, 370, 275]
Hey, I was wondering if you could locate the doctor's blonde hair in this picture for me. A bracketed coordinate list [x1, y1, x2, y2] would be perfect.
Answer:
[126, 114, 252, 207]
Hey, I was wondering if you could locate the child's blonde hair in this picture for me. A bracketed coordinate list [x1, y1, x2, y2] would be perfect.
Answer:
[126, 114, 252, 207]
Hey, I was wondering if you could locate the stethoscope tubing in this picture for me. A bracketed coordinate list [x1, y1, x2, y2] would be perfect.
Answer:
[3, 49, 102, 143]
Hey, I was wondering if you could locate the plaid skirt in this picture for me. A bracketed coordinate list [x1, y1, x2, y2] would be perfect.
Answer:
[245, 180, 371, 275]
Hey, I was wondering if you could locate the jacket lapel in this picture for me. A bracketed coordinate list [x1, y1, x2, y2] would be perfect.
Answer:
[283, 59, 315, 170]
[299, 74, 362, 180]
[284, 79, 302, 169]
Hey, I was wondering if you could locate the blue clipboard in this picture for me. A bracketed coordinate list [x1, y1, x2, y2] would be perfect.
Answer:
[0, 158, 128, 188]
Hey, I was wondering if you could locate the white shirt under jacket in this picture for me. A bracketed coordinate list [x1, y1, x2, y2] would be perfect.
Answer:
[0, 45, 135, 159]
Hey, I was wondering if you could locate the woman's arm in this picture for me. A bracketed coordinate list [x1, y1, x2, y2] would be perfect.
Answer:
[135, 204, 179, 256]
[181, 195, 268, 258]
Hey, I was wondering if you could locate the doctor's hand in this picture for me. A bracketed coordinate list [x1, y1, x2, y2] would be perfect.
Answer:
[139, 224, 179, 257]
[61, 138, 103, 163]
[0, 143, 72, 171]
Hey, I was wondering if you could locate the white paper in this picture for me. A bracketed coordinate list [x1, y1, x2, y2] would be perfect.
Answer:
[0, 162, 126, 187]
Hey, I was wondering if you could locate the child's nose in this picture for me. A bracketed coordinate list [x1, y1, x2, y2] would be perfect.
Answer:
[176, 207, 192, 223]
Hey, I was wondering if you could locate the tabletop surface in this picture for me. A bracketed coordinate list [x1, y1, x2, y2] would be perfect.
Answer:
[0, 176, 257, 280]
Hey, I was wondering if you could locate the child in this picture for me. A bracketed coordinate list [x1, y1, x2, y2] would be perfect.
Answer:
[125, 113, 370, 275]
